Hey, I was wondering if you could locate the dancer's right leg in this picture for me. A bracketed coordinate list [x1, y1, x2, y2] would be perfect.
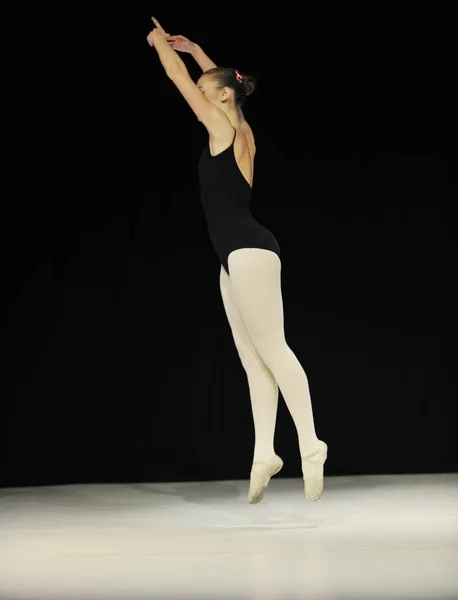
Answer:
[227, 249, 327, 501]
[220, 266, 283, 503]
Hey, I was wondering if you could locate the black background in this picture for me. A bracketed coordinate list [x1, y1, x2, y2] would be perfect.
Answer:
[2, 3, 456, 487]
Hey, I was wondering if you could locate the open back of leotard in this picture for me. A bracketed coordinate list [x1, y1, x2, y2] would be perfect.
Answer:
[198, 129, 280, 275]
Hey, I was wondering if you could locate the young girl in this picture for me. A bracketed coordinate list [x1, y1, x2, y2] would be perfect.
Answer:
[147, 18, 328, 504]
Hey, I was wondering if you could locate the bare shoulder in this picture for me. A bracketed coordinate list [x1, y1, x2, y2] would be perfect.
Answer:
[211, 109, 236, 139]
[240, 121, 256, 155]
[208, 111, 236, 156]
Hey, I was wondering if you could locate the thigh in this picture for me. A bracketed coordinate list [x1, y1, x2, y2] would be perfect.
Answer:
[227, 249, 285, 347]
[219, 265, 271, 372]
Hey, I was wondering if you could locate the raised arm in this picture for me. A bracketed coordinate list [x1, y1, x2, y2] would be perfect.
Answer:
[147, 18, 230, 137]
[147, 22, 186, 78]
[191, 44, 217, 72]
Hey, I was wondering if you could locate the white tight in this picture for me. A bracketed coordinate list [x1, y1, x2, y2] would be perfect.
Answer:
[219, 248, 320, 462]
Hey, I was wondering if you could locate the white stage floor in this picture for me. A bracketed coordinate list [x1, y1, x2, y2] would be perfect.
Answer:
[1, 473, 457, 600]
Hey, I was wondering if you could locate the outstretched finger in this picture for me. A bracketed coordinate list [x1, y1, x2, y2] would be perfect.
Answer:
[151, 16, 166, 33]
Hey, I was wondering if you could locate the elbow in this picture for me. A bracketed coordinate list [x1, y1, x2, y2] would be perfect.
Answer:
[165, 63, 187, 82]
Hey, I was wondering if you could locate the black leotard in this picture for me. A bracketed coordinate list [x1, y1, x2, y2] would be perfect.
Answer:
[198, 129, 281, 276]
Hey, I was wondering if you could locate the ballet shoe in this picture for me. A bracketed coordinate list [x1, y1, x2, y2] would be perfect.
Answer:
[301, 440, 328, 501]
[248, 454, 283, 504]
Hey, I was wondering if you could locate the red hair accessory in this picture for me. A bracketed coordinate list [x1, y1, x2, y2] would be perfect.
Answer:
[235, 70, 243, 83]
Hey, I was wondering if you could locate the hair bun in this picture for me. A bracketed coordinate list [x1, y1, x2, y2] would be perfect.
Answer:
[241, 74, 256, 97]
[203, 66, 257, 106]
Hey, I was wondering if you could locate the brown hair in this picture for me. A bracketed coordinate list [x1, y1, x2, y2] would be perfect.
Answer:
[204, 67, 257, 106]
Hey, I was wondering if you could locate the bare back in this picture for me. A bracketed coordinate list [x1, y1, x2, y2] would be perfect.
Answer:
[209, 120, 256, 187]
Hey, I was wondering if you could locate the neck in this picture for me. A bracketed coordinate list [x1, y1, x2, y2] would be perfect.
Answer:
[222, 105, 244, 128]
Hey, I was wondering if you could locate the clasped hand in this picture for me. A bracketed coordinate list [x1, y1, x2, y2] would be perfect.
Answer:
[147, 16, 194, 54]
[146, 17, 170, 46]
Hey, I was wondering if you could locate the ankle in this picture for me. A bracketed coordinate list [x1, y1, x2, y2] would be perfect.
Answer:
[300, 439, 322, 459]
[253, 457, 275, 466]
[253, 450, 276, 464]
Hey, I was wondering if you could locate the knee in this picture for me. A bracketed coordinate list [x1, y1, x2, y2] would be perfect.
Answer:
[250, 334, 289, 371]
[237, 346, 266, 374]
